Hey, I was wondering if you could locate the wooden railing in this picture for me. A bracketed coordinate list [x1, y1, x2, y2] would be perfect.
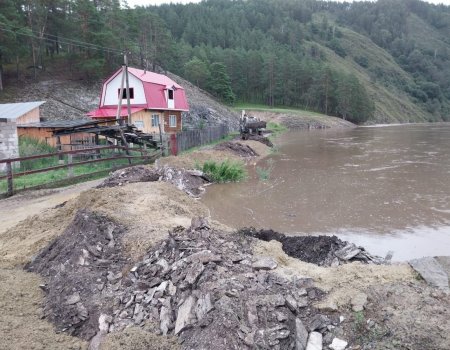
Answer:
[0, 145, 161, 197]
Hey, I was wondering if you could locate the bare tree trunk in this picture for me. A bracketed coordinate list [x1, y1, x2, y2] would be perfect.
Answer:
[0, 65, 3, 91]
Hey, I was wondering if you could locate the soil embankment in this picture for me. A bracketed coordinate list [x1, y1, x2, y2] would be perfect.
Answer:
[247, 110, 356, 130]
[0, 137, 449, 350]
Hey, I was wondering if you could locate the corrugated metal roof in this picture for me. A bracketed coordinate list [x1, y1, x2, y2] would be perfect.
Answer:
[17, 119, 93, 128]
[0, 101, 45, 119]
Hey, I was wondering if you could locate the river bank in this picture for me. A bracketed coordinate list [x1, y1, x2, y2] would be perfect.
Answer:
[0, 133, 449, 350]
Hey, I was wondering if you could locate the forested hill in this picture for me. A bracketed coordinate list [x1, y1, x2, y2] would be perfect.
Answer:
[1, 0, 450, 124]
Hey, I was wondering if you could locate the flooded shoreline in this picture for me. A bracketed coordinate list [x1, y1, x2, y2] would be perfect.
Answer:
[202, 124, 450, 261]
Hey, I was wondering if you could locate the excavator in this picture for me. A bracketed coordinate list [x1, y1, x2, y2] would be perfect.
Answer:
[239, 110, 266, 140]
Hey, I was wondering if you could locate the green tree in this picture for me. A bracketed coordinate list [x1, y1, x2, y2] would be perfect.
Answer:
[208, 62, 235, 104]
[184, 57, 210, 88]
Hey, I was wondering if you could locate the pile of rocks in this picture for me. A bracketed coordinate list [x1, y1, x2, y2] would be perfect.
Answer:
[97, 166, 160, 188]
[98, 165, 211, 198]
[25, 211, 354, 349]
[241, 228, 383, 266]
[158, 167, 211, 198]
[102, 218, 344, 349]
[26, 210, 130, 339]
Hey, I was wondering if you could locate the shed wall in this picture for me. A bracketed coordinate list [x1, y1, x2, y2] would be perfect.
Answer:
[16, 107, 40, 125]
[0, 120, 19, 171]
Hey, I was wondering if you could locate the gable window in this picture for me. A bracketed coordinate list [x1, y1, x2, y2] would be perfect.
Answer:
[168, 89, 174, 100]
[169, 114, 177, 127]
[151, 114, 160, 127]
[118, 88, 134, 99]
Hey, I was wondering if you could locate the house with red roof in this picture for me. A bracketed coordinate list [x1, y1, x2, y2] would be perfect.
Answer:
[87, 67, 189, 134]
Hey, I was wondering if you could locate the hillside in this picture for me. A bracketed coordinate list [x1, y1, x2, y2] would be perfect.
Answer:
[0, 68, 240, 130]
[1, 0, 450, 124]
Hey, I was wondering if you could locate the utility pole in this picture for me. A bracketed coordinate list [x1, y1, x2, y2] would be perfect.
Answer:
[116, 65, 126, 125]
[124, 52, 132, 125]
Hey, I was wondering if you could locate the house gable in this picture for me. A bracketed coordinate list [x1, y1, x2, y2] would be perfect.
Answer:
[102, 72, 146, 107]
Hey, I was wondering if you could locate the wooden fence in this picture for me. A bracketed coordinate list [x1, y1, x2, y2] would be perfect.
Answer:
[172, 124, 229, 155]
[0, 145, 161, 197]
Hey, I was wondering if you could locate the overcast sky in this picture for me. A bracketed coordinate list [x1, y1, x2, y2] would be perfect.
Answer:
[126, 0, 450, 7]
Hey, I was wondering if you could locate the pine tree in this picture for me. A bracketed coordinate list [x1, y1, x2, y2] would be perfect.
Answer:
[208, 62, 235, 104]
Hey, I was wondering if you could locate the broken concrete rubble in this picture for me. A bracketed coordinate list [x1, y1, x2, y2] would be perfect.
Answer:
[409, 257, 449, 293]
[252, 256, 278, 270]
[306, 331, 323, 350]
[25, 213, 362, 349]
[98, 165, 211, 198]
[329, 337, 348, 350]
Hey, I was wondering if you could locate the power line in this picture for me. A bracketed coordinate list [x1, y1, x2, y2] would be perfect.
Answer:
[0, 22, 124, 54]
[0, 26, 123, 55]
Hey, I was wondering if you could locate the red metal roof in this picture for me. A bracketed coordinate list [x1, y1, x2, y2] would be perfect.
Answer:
[127, 67, 183, 88]
[88, 67, 189, 118]
[87, 107, 145, 118]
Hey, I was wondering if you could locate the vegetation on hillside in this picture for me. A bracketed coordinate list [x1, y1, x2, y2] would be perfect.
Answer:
[1, 0, 449, 123]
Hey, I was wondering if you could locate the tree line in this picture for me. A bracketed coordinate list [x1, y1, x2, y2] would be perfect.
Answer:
[1, 0, 449, 123]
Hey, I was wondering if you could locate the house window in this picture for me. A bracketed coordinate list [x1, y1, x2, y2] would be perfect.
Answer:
[169, 114, 177, 127]
[118, 88, 134, 99]
[168, 89, 174, 100]
[151, 114, 160, 127]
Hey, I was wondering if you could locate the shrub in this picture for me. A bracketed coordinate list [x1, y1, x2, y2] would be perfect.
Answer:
[256, 158, 274, 181]
[201, 160, 247, 183]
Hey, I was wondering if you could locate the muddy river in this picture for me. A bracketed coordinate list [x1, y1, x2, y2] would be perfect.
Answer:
[203, 124, 450, 261]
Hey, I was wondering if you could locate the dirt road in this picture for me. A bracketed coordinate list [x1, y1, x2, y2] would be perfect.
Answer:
[0, 179, 102, 235]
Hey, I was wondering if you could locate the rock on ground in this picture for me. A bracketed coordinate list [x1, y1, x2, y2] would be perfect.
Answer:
[306, 332, 323, 350]
[409, 257, 449, 293]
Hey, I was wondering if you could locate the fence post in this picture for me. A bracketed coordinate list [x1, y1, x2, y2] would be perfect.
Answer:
[56, 136, 64, 164]
[67, 154, 74, 178]
[6, 161, 13, 197]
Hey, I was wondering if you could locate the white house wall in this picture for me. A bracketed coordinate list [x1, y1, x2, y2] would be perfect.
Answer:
[102, 72, 147, 106]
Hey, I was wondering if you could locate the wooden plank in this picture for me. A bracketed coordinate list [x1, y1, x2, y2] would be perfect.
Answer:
[6, 161, 13, 197]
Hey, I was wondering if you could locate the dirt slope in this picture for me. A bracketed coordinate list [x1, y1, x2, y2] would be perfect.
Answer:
[0, 70, 240, 129]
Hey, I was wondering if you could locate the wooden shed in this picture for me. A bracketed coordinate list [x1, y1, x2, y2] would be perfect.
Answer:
[17, 120, 97, 151]
[0, 101, 45, 169]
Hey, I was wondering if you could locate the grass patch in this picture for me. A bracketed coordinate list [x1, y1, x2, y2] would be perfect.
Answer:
[0, 157, 136, 193]
[200, 160, 247, 183]
[234, 103, 327, 117]
[267, 122, 287, 135]
[18, 137, 59, 171]
[256, 158, 274, 181]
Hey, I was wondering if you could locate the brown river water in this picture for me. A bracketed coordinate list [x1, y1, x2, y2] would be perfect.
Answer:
[202, 124, 450, 261]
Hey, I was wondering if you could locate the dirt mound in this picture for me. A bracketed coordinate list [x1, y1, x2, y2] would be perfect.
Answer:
[25, 210, 130, 340]
[246, 134, 274, 147]
[100, 327, 179, 350]
[0, 268, 87, 350]
[98, 166, 160, 188]
[241, 228, 383, 266]
[105, 218, 335, 349]
[214, 141, 259, 157]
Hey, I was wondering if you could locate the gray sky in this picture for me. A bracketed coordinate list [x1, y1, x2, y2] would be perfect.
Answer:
[126, 0, 450, 7]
